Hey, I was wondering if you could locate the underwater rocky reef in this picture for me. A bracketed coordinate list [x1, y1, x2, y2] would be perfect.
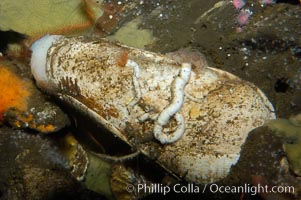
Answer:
[0, 0, 301, 200]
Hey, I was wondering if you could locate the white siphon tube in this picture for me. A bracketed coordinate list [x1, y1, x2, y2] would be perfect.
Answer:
[154, 63, 191, 144]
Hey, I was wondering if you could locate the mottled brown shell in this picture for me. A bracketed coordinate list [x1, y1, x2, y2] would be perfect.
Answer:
[31, 35, 276, 183]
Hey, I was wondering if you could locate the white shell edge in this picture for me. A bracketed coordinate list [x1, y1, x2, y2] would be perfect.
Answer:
[30, 35, 62, 88]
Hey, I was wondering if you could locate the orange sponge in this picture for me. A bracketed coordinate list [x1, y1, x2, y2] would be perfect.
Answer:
[0, 65, 30, 120]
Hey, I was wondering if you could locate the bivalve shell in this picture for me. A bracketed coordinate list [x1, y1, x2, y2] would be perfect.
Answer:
[30, 35, 276, 183]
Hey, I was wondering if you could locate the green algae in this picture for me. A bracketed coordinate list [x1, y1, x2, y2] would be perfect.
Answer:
[268, 114, 301, 176]
[0, 0, 91, 37]
[107, 18, 156, 49]
[83, 152, 113, 199]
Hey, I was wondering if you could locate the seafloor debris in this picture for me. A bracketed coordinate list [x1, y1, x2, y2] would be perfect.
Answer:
[110, 163, 152, 200]
[0, 127, 82, 199]
[58, 133, 89, 181]
[231, 124, 301, 199]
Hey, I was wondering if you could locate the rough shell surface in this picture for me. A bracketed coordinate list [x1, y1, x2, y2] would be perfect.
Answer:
[31, 35, 276, 183]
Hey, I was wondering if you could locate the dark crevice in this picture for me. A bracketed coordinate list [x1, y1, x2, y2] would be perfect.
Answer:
[0, 30, 27, 53]
[274, 78, 290, 93]
[276, 0, 300, 5]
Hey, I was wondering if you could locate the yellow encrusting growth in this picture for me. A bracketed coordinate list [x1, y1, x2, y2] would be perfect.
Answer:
[0, 65, 30, 120]
[10, 112, 57, 133]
